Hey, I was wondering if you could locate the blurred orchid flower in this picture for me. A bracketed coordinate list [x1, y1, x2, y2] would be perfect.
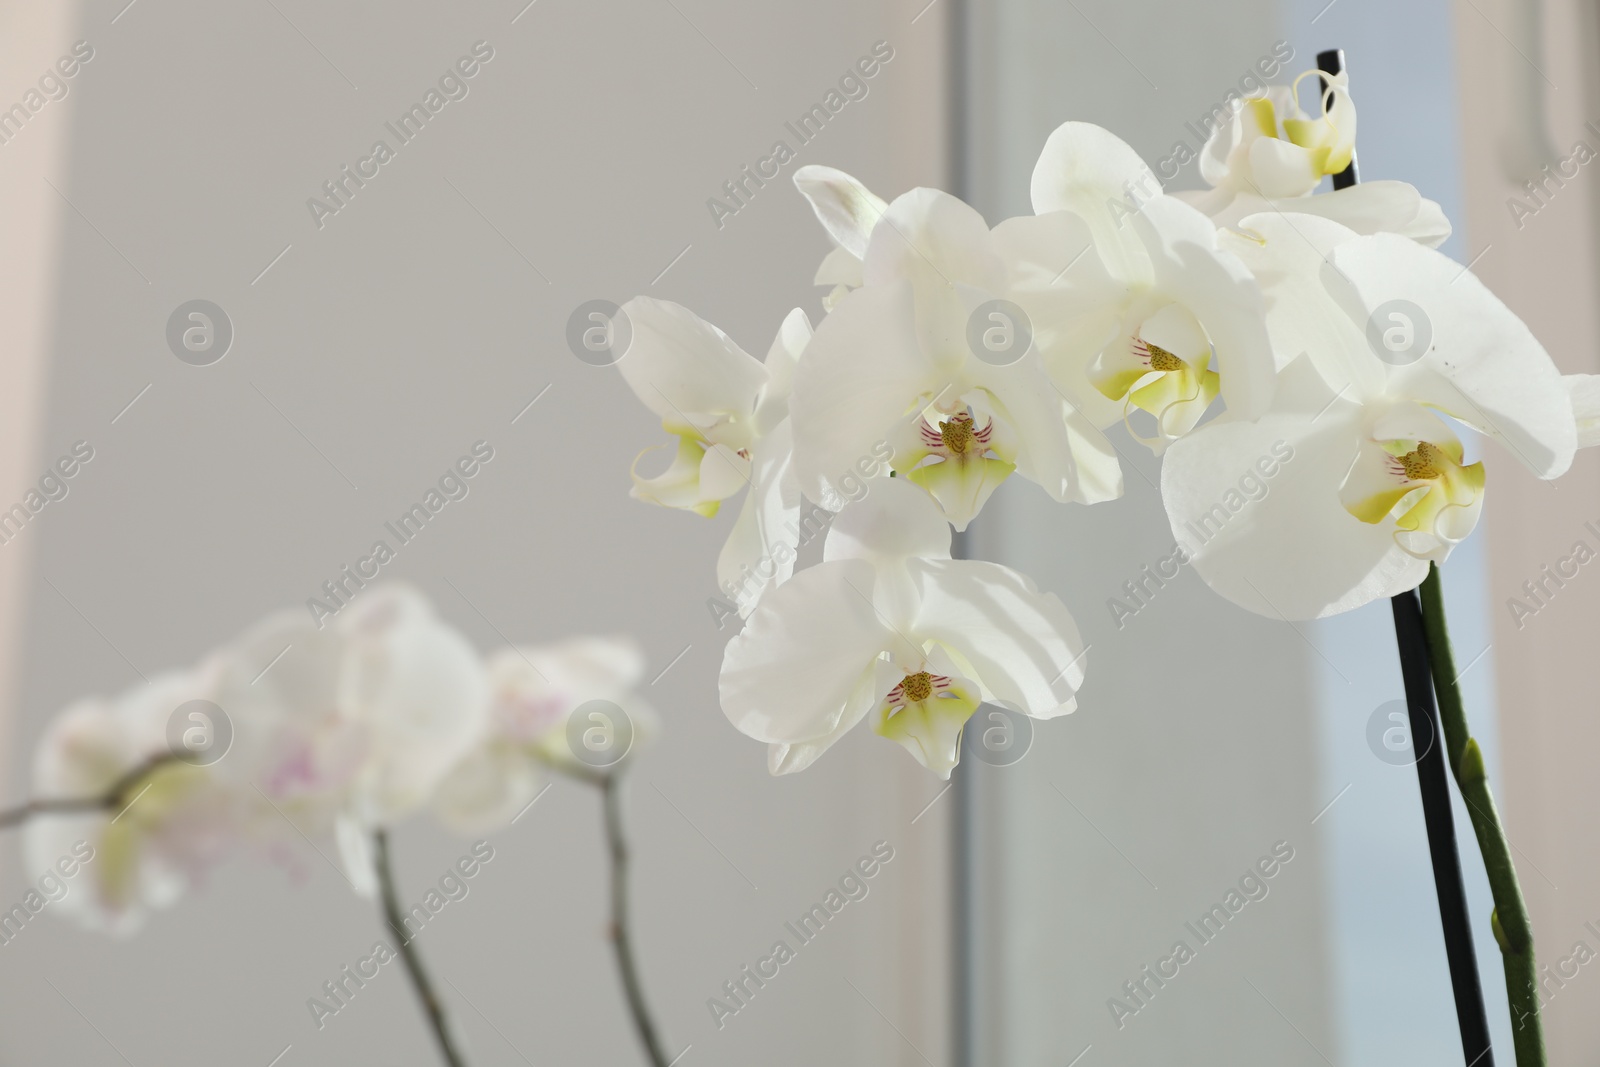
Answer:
[720, 478, 1084, 778]
[1025, 122, 1277, 451]
[24, 584, 491, 922]
[24, 669, 235, 934]
[213, 584, 489, 891]
[789, 182, 1123, 530]
[618, 297, 809, 610]
[431, 637, 655, 833]
[1177, 68, 1450, 246]
[1161, 216, 1576, 619]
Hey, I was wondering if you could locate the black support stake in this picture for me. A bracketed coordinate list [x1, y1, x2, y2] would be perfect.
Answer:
[1391, 588, 1496, 1066]
[1317, 46, 1496, 1067]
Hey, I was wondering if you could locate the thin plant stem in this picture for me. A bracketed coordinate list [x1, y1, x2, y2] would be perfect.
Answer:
[599, 772, 670, 1067]
[1419, 562, 1545, 1067]
[0, 755, 179, 831]
[374, 829, 469, 1067]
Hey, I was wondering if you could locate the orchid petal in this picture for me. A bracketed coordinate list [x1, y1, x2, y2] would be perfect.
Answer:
[335, 816, 379, 898]
[720, 560, 895, 744]
[1128, 364, 1220, 441]
[1131, 195, 1275, 419]
[793, 165, 888, 261]
[500, 636, 647, 702]
[789, 281, 937, 502]
[906, 453, 1015, 531]
[1029, 122, 1158, 286]
[815, 245, 865, 287]
[630, 436, 725, 515]
[823, 472, 952, 564]
[862, 187, 1007, 291]
[432, 743, 541, 835]
[1279, 182, 1449, 246]
[1226, 211, 1383, 398]
[698, 443, 752, 502]
[766, 664, 880, 775]
[993, 211, 1129, 427]
[617, 297, 767, 445]
[904, 558, 1084, 717]
[862, 189, 1008, 364]
[755, 308, 812, 429]
[1189, 182, 1451, 248]
[1327, 233, 1576, 477]
[336, 587, 490, 823]
[1244, 135, 1323, 199]
[973, 358, 1123, 505]
[1569, 374, 1600, 448]
[717, 421, 801, 613]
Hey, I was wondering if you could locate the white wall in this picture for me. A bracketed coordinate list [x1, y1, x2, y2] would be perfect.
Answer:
[1456, 0, 1600, 1060]
[0, 2, 956, 1064]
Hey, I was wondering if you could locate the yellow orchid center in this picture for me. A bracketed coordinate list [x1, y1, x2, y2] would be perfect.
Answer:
[901, 671, 934, 703]
[1088, 333, 1222, 444]
[917, 411, 995, 460]
[1397, 442, 1444, 481]
[1144, 342, 1185, 373]
[940, 418, 976, 455]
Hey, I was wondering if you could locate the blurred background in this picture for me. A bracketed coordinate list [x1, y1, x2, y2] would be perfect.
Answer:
[0, 0, 1595, 1064]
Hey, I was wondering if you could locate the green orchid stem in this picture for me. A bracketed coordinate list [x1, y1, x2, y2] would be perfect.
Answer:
[599, 771, 671, 1067]
[374, 830, 469, 1067]
[1418, 563, 1545, 1067]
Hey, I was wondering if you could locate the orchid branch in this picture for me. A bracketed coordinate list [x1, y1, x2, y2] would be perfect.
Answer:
[0, 754, 179, 831]
[597, 771, 671, 1067]
[1419, 562, 1545, 1067]
[374, 829, 470, 1067]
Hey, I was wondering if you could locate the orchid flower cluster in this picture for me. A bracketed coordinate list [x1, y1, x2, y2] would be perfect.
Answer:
[617, 66, 1600, 780]
[22, 584, 651, 933]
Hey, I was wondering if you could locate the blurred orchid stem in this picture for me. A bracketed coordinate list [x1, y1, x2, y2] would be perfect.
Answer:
[599, 771, 671, 1067]
[1419, 563, 1546, 1066]
[0, 753, 178, 830]
[374, 829, 470, 1067]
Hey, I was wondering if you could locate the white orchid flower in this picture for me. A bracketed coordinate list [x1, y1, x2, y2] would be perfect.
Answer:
[1177, 69, 1449, 247]
[1025, 122, 1277, 451]
[720, 478, 1085, 778]
[213, 584, 489, 890]
[431, 637, 656, 833]
[789, 182, 1123, 530]
[618, 297, 809, 610]
[794, 165, 889, 311]
[24, 669, 238, 934]
[1161, 215, 1576, 619]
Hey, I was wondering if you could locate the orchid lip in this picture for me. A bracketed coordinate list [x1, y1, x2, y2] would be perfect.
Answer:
[1339, 431, 1487, 561]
